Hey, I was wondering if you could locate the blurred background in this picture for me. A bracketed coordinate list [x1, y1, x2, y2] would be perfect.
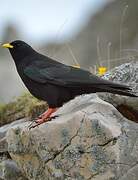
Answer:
[0, 0, 138, 103]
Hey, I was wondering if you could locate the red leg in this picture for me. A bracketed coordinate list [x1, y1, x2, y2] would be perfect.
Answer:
[36, 108, 57, 124]
[29, 108, 58, 129]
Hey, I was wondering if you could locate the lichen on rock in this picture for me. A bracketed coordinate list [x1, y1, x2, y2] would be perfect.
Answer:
[5, 94, 138, 180]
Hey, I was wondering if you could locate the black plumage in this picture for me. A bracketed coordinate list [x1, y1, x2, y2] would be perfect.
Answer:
[2, 40, 137, 127]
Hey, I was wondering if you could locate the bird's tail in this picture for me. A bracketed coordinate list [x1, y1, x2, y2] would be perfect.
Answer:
[97, 85, 138, 97]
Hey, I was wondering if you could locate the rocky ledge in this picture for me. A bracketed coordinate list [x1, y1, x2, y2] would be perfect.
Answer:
[5, 94, 138, 180]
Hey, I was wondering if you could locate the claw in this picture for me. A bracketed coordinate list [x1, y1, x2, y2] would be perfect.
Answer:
[28, 115, 58, 129]
[28, 117, 51, 129]
[28, 108, 58, 129]
[28, 116, 58, 130]
[28, 121, 37, 129]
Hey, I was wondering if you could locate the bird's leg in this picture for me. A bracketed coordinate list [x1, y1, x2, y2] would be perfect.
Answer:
[29, 108, 58, 129]
[38, 108, 56, 119]
[36, 108, 58, 123]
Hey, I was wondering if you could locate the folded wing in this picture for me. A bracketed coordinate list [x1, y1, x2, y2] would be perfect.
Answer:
[24, 61, 130, 91]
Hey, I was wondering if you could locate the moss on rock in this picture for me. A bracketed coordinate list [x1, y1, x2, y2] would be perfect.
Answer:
[0, 93, 48, 126]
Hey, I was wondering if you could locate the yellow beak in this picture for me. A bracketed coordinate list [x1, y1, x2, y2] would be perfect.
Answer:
[2, 43, 13, 48]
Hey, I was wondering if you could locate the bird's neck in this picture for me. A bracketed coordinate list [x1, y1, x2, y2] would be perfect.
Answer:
[9, 48, 36, 65]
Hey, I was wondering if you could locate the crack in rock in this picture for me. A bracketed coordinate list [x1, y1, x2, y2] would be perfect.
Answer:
[44, 114, 85, 165]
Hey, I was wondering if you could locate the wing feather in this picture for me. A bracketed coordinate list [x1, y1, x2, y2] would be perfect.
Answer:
[24, 62, 129, 89]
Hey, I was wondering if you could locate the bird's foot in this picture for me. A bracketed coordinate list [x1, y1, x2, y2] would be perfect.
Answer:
[29, 117, 51, 129]
[29, 115, 58, 129]
[28, 108, 58, 129]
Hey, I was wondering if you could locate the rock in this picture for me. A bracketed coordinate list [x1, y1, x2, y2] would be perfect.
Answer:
[6, 94, 138, 180]
[0, 119, 28, 180]
[99, 62, 138, 122]
[0, 119, 27, 139]
[0, 119, 28, 162]
[0, 160, 27, 180]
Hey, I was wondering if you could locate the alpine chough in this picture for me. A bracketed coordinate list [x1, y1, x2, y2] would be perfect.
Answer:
[2, 40, 137, 128]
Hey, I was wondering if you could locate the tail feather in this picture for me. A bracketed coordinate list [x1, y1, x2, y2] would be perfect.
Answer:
[98, 86, 137, 97]
[111, 85, 131, 91]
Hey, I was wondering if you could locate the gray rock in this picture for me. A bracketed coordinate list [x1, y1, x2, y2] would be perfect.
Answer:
[6, 94, 138, 180]
[0, 160, 27, 180]
[0, 119, 27, 139]
[99, 62, 138, 121]
[0, 119, 28, 180]
[103, 62, 138, 92]
[0, 119, 28, 154]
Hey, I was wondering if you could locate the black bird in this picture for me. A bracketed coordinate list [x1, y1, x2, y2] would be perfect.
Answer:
[2, 40, 137, 128]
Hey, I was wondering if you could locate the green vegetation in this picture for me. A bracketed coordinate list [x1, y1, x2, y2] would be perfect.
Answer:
[0, 93, 48, 126]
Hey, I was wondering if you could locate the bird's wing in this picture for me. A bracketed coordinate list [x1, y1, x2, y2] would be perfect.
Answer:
[24, 63, 130, 89]
[24, 63, 70, 84]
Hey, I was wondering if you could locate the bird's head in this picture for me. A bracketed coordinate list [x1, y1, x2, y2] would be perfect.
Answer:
[2, 40, 35, 62]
